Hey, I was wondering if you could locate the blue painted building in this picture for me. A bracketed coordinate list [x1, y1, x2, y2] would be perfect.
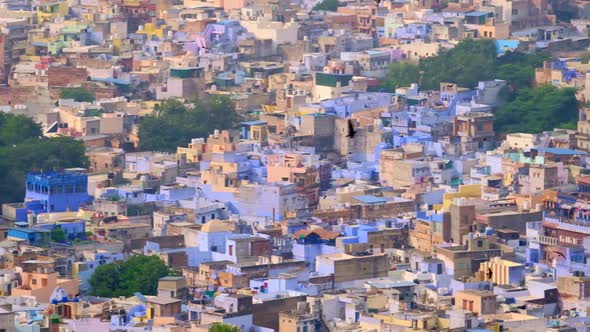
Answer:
[35, 221, 86, 241]
[20, 171, 91, 221]
[495, 40, 520, 56]
[7, 228, 50, 246]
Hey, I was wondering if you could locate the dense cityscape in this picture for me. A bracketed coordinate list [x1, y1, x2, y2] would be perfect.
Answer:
[1, 0, 590, 331]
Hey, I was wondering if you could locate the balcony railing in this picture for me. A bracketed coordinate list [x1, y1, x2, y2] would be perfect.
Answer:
[533, 235, 559, 246]
[544, 217, 590, 235]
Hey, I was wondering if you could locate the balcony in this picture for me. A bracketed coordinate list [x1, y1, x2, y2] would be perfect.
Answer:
[544, 217, 590, 235]
[533, 235, 559, 246]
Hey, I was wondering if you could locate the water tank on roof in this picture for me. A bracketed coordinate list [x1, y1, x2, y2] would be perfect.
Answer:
[485, 227, 494, 236]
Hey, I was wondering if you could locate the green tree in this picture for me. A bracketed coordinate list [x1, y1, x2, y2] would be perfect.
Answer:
[380, 62, 420, 92]
[0, 113, 88, 205]
[60, 87, 96, 102]
[410, 40, 548, 93]
[209, 323, 240, 332]
[496, 52, 549, 92]
[88, 255, 170, 297]
[0, 113, 42, 146]
[495, 85, 579, 134]
[312, 0, 341, 11]
[419, 39, 498, 90]
[88, 263, 121, 298]
[138, 96, 241, 152]
[50, 227, 66, 243]
[495, 64, 535, 92]
[496, 51, 549, 69]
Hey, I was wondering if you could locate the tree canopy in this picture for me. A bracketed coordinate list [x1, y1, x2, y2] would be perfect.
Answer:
[0, 113, 88, 205]
[50, 227, 66, 243]
[209, 323, 240, 332]
[495, 51, 549, 92]
[380, 62, 420, 92]
[88, 255, 170, 298]
[59, 87, 96, 103]
[495, 85, 579, 134]
[139, 95, 242, 152]
[312, 0, 341, 11]
[381, 39, 548, 93]
[419, 39, 498, 90]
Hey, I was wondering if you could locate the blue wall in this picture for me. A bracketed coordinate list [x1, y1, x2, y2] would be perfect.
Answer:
[24, 172, 91, 216]
[35, 221, 86, 240]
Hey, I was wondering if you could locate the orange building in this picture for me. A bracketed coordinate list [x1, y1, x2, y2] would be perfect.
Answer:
[12, 272, 79, 303]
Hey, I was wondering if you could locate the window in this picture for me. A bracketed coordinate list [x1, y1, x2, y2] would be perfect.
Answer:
[32, 279, 37, 285]
[211, 214, 215, 219]
[201, 216, 206, 224]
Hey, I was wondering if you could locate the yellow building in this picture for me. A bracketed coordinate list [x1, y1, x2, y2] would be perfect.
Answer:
[36, 2, 68, 24]
[477, 257, 525, 286]
[140, 22, 167, 39]
[440, 184, 481, 211]
[368, 312, 450, 331]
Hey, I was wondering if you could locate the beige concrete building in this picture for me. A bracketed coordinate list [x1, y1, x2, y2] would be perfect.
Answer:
[455, 290, 497, 316]
[380, 147, 430, 188]
[477, 257, 525, 286]
[315, 253, 389, 283]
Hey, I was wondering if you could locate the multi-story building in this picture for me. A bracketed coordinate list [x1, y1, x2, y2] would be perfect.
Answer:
[451, 112, 495, 155]
[435, 235, 504, 278]
[1, 171, 93, 222]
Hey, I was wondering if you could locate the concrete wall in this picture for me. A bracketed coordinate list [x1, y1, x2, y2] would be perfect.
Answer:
[252, 295, 307, 330]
